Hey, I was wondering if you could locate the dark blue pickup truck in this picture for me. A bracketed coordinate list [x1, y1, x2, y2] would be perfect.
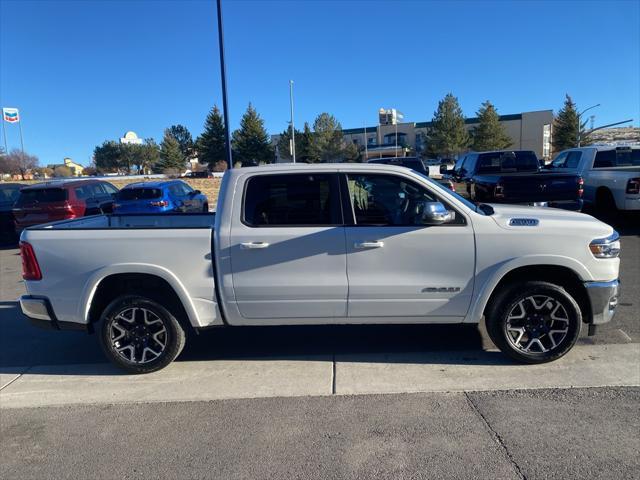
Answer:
[445, 150, 584, 210]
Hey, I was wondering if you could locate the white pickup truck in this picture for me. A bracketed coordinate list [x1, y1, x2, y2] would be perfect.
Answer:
[19, 164, 620, 373]
[549, 145, 640, 211]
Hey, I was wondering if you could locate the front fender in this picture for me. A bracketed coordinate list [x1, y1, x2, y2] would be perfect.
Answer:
[464, 254, 592, 323]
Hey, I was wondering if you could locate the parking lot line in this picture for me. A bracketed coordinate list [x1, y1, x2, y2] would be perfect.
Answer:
[0, 366, 30, 391]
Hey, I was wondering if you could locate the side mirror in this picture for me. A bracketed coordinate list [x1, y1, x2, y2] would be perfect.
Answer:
[420, 201, 454, 225]
[191, 190, 201, 195]
[439, 164, 449, 175]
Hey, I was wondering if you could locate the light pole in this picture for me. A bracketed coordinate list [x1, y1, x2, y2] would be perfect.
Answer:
[584, 118, 634, 138]
[364, 123, 368, 161]
[216, 0, 233, 169]
[289, 80, 296, 163]
[577, 103, 600, 147]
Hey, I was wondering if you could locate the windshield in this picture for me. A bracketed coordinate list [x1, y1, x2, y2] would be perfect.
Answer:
[117, 188, 162, 200]
[477, 151, 539, 173]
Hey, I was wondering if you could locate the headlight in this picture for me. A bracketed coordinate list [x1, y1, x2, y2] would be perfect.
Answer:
[589, 231, 620, 258]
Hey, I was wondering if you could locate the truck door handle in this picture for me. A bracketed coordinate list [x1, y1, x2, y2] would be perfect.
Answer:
[240, 242, 270, 249]
[354, 241, 384, 249]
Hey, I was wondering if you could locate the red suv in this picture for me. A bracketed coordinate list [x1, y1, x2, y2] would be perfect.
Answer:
[13, 179, 119, 232]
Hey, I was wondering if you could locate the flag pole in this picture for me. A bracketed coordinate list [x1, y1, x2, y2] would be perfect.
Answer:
[1, 115, 8, 155]
[18, 117, 25, 156]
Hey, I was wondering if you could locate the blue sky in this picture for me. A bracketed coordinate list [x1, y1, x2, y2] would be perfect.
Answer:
[1, 0, 639, 166]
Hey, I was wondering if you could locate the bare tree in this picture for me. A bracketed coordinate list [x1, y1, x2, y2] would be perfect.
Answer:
[3, 149, 39, 179]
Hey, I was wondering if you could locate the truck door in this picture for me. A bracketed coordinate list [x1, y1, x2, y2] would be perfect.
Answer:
[342, 172, 475, 321]
[228, 173, 347, 320]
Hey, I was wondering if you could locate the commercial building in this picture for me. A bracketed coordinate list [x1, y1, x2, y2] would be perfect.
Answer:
[274, 108, 554, 162]
[342, 108, 553, 160]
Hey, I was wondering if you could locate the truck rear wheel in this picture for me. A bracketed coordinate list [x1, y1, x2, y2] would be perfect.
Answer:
[97, 295, 186, 374]
[486, 281, 582, 364]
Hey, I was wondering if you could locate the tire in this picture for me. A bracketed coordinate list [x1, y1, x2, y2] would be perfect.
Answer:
[486, 281, 582, 364]
[595, 188, 617, 213]
[97, 295, 186, 374]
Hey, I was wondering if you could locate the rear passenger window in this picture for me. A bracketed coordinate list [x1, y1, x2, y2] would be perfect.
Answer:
[593, 150, 615, 168]
[89, 183, 106, 197]
[244, 174, 339, 226]
[102, 183, 119, 195]
[74, 186, 90, 199]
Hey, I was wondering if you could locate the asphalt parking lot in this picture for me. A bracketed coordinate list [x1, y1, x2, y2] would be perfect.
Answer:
[0, 210, 638, 479]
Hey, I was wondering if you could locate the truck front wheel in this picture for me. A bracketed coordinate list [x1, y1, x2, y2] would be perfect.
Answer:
[486, 281, 582, 364]
[97, 295, 186, 374]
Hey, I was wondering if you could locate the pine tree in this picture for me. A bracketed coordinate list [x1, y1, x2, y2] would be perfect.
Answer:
[298, 122, 317, 163]
[167, 125, 194, 160]
[197, 106, 227, 169]
[232, 104, 274, 166]
[552, 94, 592, 153]
[343, 141, 362, 162]
[310, 113, 345, 162]
[471, 101, 512, 151]
[157, 130, 185, 173]
[425, 93, 470, 158]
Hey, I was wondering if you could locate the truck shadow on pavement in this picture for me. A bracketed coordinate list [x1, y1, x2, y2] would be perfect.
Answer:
[0, 301, 512, 375]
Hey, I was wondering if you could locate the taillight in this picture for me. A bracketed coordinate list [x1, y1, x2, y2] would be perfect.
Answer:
[150, 200, 169, 207]
[495, 183, 505, 199]
[20, 242, 42, 281]
[449, 182, 455, 192]
[578, 177, 584, 198]
[627, 178, 640, 195]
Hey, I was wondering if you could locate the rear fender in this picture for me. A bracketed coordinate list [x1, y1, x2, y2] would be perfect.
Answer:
[81, 263, 205, 327]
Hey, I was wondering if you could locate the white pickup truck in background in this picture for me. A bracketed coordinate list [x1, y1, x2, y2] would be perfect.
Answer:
[19, 164, 621, 373]
[549, 145, 640, 211]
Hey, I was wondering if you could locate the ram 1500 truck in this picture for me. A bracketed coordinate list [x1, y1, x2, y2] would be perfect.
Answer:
[446, 150, 584, 210]
[19, 164, 620, 373]
[547, 145, 640, 211]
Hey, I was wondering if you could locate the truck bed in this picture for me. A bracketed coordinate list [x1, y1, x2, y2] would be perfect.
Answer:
[20, 212, 220, 328]
[26, 213, 215, 230]
[473, 171, 581, 204]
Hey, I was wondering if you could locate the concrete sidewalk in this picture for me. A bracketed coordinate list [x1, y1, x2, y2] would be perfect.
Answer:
[1, 343, 638, 409]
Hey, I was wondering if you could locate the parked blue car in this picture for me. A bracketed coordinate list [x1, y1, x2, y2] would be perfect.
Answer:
[113, 180, 209, 214]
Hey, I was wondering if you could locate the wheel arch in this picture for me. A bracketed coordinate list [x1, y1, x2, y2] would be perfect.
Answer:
[466, 257, 593, 325]
[595, 185, 621, 209]
[82, 265, 200, 329]
[480, 264, 591, 325]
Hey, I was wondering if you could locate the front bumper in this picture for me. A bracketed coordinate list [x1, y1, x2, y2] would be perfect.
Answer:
[584, 279, 620, 325]
[19, 296, 88, 331]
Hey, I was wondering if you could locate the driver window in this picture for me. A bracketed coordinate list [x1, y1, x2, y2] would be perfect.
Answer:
[346, 173, 439, 226]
